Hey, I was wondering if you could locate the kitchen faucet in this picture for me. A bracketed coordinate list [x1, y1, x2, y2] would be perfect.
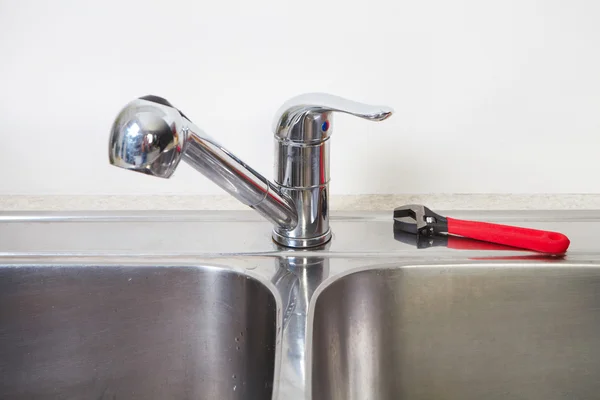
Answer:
[109, 93, 393, 248]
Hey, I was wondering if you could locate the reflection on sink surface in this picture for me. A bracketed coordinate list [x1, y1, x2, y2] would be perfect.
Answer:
[311, 265, 600, 400]
[0, 266, 277, 400]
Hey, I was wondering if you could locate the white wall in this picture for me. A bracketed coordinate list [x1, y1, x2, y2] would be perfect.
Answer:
[1, 0, 599, 196]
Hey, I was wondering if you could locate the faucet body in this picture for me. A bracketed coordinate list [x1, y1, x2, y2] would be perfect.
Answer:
[272, 100, 332, 247]
[109, 93, 392, 248]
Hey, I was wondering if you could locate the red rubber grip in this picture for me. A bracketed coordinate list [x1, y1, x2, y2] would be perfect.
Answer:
[446, 236, 519, 251]
[447, 217, 570, 254]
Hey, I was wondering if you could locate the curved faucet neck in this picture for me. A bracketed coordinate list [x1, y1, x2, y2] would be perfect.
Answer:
[180, 123, 299, 232]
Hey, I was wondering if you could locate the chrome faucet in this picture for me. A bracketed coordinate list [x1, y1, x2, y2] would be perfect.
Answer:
[109, 93, 393, 248]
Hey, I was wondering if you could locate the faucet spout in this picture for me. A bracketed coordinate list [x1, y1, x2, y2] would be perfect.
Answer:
[109, 92, 392, 248]
[108, 96, 298, 231]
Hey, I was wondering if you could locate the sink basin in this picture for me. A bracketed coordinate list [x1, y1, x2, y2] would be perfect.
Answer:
[0, 265, 277, 400]
[311, 264, 600, 400]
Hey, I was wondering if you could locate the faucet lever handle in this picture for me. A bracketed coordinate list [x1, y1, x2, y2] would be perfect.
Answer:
[272, 92, 393, 143]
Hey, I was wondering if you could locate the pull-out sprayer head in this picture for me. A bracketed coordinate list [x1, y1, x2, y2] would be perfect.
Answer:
[108, 96, 186, 178]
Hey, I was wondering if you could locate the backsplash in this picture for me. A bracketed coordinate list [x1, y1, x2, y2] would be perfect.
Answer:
[1, 0, 598, 195]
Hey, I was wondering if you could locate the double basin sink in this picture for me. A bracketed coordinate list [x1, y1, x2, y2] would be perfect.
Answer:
[1, 211, 598, 399]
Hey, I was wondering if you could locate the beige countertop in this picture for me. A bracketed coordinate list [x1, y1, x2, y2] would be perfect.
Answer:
[0, 194, 599, 211]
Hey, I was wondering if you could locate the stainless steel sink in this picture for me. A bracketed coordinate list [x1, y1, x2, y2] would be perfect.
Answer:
[310, 264, 600, 400]
[0, 265, 278, 400]
[0, 210, 597, 399]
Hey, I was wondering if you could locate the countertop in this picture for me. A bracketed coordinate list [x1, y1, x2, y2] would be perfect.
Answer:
[1, 194, 600, 211]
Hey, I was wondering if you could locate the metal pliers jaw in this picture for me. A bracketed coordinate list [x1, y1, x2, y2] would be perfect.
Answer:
[393, 204, 448, 237]
[393, 229, 449, 249]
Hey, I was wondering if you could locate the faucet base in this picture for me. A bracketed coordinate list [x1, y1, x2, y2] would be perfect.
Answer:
[272, 229, 332, 249]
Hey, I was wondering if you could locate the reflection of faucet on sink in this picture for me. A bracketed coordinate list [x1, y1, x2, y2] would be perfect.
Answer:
[271, 247, 329, 399]
[109, 93, 392, 248]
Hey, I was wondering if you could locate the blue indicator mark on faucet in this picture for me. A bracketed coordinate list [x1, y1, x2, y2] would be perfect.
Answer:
[321, 121, 330, 132]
